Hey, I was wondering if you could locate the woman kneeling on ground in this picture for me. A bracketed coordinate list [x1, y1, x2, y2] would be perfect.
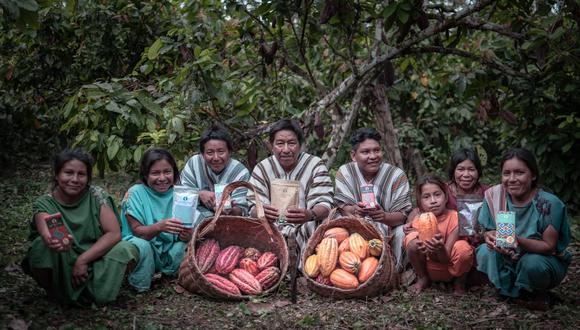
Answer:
[476, 148, 571, 310]
[23, 149, 139, 305]
[404, 175, 474, 295]
[120, 148, 191, 292]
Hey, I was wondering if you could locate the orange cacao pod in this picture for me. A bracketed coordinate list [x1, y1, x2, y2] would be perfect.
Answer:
[215, 245, 243, 275]
[358, 257, 379, 283]
[239, 258, 259, 276]
[317, 237, 339, 277]
[417, 212, 439, 241]
[338, 251, 361, 274]
[330, 268, 359, 289]
[228, 268, 262, 295]
[257, 252, 278, 270]
[323, 227, 349, 244]
[338, 237, 350, 253]
[304, 254, 320, 278]
[205, 273, 241, 295]
[349, 233, 369, 260]
[195, 239, 220, 273]
[255, 266, 280, 290]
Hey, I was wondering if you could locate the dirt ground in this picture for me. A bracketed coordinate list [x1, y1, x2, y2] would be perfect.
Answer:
[1, 169, 578, 329]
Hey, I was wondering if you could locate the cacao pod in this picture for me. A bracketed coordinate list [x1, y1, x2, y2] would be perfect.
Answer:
[304, 254, 320, 278]
[323, 227, 349, 244]
[257, 251, 278, 270]
[358, 257, 379, 283]
[338, 251, 361, 274]
[317, 237, 339, 277]
[338, 237, 350, 253]
[228, 268, 262, 295]
[368, 238, 383, 257]
[417, 212, 439, 242]
[215, 245, 243, 275]
[239, 258, 259, 276]
[195, 239, 220, 274]
[205, 273, 241, 295]
[315, 273, 332, 286]
[255, 266, 281, 290]
[330, 268, 359, 290]
[349, 233, 369, 260]
[243, 247, 262, 261]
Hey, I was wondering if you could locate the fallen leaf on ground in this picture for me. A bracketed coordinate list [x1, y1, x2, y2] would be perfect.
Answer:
[246, 302, 275, 315]
[173, 284, 185, 294]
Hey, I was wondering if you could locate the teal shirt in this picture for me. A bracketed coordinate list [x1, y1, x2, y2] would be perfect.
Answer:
[478, 188, 571, 260]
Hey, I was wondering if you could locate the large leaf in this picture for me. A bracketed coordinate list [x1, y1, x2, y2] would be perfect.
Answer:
[147, 38, 164, 60]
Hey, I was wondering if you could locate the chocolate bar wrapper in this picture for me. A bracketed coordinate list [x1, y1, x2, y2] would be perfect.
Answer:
[46, 213, 70, 245]
[495, 211, 516, 248]
[360, 184, 377, 209]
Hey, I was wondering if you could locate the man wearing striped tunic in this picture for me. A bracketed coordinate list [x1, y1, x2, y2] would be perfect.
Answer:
[248, 119, 333, 257]
[181, 125, 250, 225]
[334, 128, 412, 271]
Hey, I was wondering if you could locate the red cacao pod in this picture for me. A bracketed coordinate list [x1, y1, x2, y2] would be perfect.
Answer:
[215, 245, 243, 275]
[255, 266, 281, 290]
[228, 268, 262, 295]
[315, 273, 332, 286]
[205, 273, 241, 295]
[257, 252, 278, 270]
[239, 258, 259, 276]
[195, 239, 220, 273]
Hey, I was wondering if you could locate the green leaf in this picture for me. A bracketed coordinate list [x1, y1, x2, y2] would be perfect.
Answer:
[561, 141, 573, 153]
[382, 3, 397, 18]
[105, 101, 123, 114]
[134, 146, 144, 163]
[171, 117, 184, 135]
[148, 38, 164, 60]
[17, 0, 39, 11]
[397, 10, 410, 24]
[107, 140, 120, 160]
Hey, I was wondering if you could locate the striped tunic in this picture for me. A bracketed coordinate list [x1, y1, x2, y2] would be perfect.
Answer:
[334, 161, 412, 270]
[180, 155, 250, 222]
[247, 153, 334, 255]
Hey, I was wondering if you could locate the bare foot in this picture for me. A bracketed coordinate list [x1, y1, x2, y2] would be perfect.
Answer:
[453, 283, 466, 296]
[409, 277, 430, 294]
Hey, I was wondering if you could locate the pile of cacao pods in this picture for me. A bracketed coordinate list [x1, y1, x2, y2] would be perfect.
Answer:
[195, 239, 281, 296]
[304, 227, 383, 290]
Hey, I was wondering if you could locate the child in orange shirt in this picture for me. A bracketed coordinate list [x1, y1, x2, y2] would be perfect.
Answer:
[405, 175, 474, 294]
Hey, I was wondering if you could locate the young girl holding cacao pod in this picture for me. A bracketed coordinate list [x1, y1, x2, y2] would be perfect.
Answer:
[404, 175, 474, 295]
[119, 148, 191, 292]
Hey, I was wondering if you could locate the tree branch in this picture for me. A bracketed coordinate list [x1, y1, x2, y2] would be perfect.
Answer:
[460, 17, 524, 39]
[303, 0, 495, 123]
[403, 46, 532, 79]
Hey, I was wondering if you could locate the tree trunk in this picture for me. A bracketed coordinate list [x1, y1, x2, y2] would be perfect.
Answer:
[371, 83, 404, 168]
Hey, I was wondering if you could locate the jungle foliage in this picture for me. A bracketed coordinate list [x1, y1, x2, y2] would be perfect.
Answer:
[1, 0, 579, 210]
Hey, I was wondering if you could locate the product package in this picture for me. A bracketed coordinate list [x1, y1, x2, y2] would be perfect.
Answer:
[214, 183, 231, 210]
[172, 185, 199, 228]
[45, 212, 71, 245]
[270, 179, 300, 224]
[495, 211, 516, 248]
[457, 194, 484, 237]
[360, 184, 377, 209]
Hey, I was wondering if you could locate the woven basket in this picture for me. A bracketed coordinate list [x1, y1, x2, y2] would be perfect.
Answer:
[301, 209, 396, 299]
[178, 181, 288, 300]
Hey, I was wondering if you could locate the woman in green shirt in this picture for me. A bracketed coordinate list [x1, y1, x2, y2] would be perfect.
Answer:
[23, 149, 138, 305]
[476, 148, 571, 309]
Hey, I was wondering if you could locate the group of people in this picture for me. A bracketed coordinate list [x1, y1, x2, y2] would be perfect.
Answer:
[23, 118, 571, 309]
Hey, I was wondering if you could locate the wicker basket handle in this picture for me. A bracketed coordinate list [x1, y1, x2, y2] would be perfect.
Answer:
[199, 181, 272, 237]
[322, 206, 378, 233]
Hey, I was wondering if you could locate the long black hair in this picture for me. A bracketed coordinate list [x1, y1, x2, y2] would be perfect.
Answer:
[53, 149, 93, 188]
[139, 148, 180, 186]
